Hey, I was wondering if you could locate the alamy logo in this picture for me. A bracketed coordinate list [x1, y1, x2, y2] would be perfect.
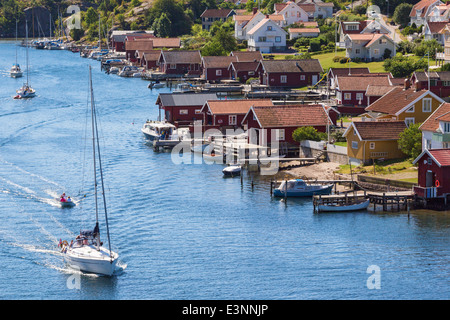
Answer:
[66, 5, 81, 30]
[66, 267, 81, 290]
[366, 265, 381, 290]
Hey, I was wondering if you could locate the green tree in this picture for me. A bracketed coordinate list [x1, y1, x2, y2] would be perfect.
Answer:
[85, 7, 98, 27]
[392, 3, 413, 28]
[146, 0, 191, 36]
[383, 55, 428, 78]
[292, 126, 325, 143]
[152, 13, 172, 38]
[398, 123, 422, 160]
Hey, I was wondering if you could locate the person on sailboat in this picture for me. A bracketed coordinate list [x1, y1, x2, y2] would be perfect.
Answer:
[66, 196, 72, 202]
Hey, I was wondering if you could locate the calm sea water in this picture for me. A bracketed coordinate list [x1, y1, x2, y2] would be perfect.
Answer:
[0, 41, 449, 300]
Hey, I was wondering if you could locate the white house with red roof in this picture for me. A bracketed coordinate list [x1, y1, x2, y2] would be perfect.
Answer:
[247, 18, 288, 53]
[419, 102, 450, 150]
[410, 0, 443, 26]
[273, 1, 309, 25]
[344, 33, 396, 61]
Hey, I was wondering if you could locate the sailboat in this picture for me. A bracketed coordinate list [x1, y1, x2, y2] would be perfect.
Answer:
[60, 66, 118, 276]
[10, 20, 23, 78]
[15, 20, 36, 99]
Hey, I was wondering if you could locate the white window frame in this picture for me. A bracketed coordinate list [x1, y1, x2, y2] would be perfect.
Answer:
[275, 36, 281, 42]
[422, 98, 432, 112]
[344, 92, 352, 100]
[229, 115, 237, 125]
[369, 142, 375, 149]
[356, 93, 363, 101]
[216, 69, 222, 76]
[405, 117, 415, 127]
[352, 141, 358, 149]
[169, 64, 177, 69]
[406, 105, 415, 113]
[281, 75, 287, 83]
[195, 109, 202, 115]
[179, 109, 188, 115]
[276, 129, 285, 141]
[444, 122, 450, 133]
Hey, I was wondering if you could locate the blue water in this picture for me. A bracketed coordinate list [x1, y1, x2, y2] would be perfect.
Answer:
[0, 42, 449, 300]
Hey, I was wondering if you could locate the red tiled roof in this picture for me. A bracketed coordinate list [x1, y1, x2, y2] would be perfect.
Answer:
[420, 102, 450, 131]
[251, 105, 329, 128]
[352, 121, 407, 140]
[204, 99, 273, 115]
[337, 74, 391, 92]
[125, 39, 153, 51]
[230, 51, 263, 62]
[365, 87, 430, 115]
[150, 38, 181, 48]
[427, 21, 448, 33]
[288, 28, 320, 33]
[229, 61, 259, 72]
[429, 149, 450, 166]
[200, 9, 233, 18]
[436, 111, 450, 121]
[410, 0, 440, 18]
[329, 67, 370, 77]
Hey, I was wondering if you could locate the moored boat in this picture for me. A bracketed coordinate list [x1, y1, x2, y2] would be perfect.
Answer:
[223, 164, 241, 177]
[317, 199, 370, 212]
[274, 179, 333, 197]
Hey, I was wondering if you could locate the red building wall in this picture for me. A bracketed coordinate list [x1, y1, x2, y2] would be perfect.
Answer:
[417, 154, 450, 195]
[205, 68, 231, 81]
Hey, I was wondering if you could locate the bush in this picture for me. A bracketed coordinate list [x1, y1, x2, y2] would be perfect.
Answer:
[332, 56, 341, 62]
[292, 126, 326, 142]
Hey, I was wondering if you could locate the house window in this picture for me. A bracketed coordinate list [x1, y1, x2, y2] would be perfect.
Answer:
[267, 26, 272, 31]
[216, 69, 222, 76]
[369, 142, 375, 149]
[258, 36, 267, 42]
[195, 109, 202, 115]
[356, 93, 363, 101]
[344, 93, 352, 100]
[281, 75, 287, 83]
[444, 122, 450, 133]
[229, 115, 237, 125]
[169, 64, 177, 69]
[427, 157, 432, 165]
[300, 75, 306, 80]
[355, 49, 360, 54]
[406, 105, 415, 113]
[374, 49, 380, 55]
[352, 141, 358, 149]
[426, 139, 432, 150]
[430, 79, 437, 86]
[379, 38, 387, 44]
[405, 117, 415, 127]
[423, 98, 432, 112]
[275, 36, 281, 42]
[179, 109, 188, 115]
[249, 71, 255, 76]
[443, 81, 450, 86]
[276, 129, 285, 141]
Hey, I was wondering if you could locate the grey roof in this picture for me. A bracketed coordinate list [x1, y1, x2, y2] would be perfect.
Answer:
[260, 59, 323, 73]
[156, 93, 218, 106]
[160, 51, 202, 64]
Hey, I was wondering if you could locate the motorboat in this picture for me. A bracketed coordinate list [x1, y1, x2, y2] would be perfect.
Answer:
[223, 164, 241, 177]
[141, 120, 177, 141]
[10, 64, 23, 78]
[317, 199, 370, 213]
[274, 179, 333, 197]
[148, 81, 165, 89]
[118, 66, 139, 77]
[60, 66, 118, 276]
[59, 198, 76, 208]
[109, 67, 119, 74]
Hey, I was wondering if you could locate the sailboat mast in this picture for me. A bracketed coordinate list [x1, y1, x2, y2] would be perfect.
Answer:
[26, 20, 29, 86]
[89, 67, 99, 228]
[15, 20, 18, 65]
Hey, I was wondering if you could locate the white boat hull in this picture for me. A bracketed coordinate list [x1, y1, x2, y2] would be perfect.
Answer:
[64, 245, 118, 276]
[318, 199, 370, 212]
[10, 71, 23, 78]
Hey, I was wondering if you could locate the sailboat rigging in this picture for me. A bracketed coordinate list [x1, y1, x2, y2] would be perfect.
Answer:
[60, 66, 118, 276]
[14, 20, 36, 99]
[10, 20, 23, 78]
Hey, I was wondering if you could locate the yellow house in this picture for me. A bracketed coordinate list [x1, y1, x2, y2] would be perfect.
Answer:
[343, 121, 407, 165]
[365, 86, 444, 127]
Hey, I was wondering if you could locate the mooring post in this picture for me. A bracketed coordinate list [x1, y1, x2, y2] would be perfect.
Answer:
[284, 179, 287, 203]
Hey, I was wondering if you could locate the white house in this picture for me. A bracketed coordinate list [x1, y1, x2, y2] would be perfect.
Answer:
[423, 21, 448, 44]
[410, 0, 442, 26]
[344, 33, 396, 61]
[234, 11, 285, 41]
[420, 102, 450, 150]
[339, 20, 390, 43]
[296, 0, 334, 19]
[247, 18, 288, 53]
[288, 27, 320, 39]
[427, 2, 450, 21]
[274, 1, 308, 25]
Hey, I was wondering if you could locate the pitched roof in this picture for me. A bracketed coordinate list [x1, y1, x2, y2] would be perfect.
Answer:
[156, 93, 218, 107]
[230, 51, 263, 62]
[366, 85, 397, 97]
[125, 39, 153, 51]
[420, 102, 450, 131]
[347, 121, 407, 141]
[336, 74, 391, 92]
[151, 38, 181, 48]
[203, 99, 273, 115]
[202, 56, 237, 69]
[339, 20, 369, 34]
[329, 67, 370, 77]
[426, 21, 448, 33]
[413, 148, 450, 166]
[247, 18, 286, 35]
[436, 111, 450, 121]
[160, 50, 201, 64]
[260, 59, 323, 73]
[288, 28, 320, 33]
[143, 50, 161, 61]
[248, 105, 329, 128]
[200, 8, 233, 18]
[229, 61, 259, 72]
[298, 3, 316, 13]
[346, 33, 393, 47]
[410, 0, 440, 18]
[365, 87, 442, 115]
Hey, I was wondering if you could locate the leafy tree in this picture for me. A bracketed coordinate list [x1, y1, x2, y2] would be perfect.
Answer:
[414, 39, 443, 59]
[145, 0, 191, 36]
[383, 55, 428, 78]
[392, 3, 413, 28]
[398, 123, 422, 160]
[292, 126, 326, 143]
[152, 13, 172, 37]
[85, 7, 98, 27]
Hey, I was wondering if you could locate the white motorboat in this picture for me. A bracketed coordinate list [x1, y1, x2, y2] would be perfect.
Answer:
[148, 81, 165, 89]
[109, 67, 119, 74]
[317, 199, 370, 212]
[274, 179, 333, 197]
[14, 21, 35, 99]
[223, 164, 241, 177]
[60, 66, 118, 276]
[141, 120, 177, 141]
[118, 66, 139, 77]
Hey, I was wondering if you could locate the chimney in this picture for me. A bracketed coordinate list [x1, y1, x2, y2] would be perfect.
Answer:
[415, 81, 420, 92]
[253, 7, 257, 15]
[404, 78, 410, 90]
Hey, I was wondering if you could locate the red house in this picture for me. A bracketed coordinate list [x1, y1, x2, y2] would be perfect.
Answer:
[410, 71, 450, 98]
[125, 39, 153, 63]
[413, 149, 450, 200]
[241, 104, 331, 146]
[158, 51, 202, 75]
[255, 59, 323, 87]
[229, 50, 263, 62]
[200, 99, 273, 132]
[156, 92, 218, 127]
[201, 56, 237, 82]
[228, 61, 259, 83]
[142, 51, 161, 70]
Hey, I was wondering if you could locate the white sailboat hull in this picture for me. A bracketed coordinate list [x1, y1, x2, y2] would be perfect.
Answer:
[64, 245, 118, 276]
[318, 199, 370, 212]
[10, 71, 23, 78]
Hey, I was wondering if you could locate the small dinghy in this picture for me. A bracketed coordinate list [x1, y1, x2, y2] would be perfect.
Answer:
[274, 179, 333, 197]
[317, 199, 370, 212]
[223, 164, 241, 177]
[59, 199, 76, 208]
